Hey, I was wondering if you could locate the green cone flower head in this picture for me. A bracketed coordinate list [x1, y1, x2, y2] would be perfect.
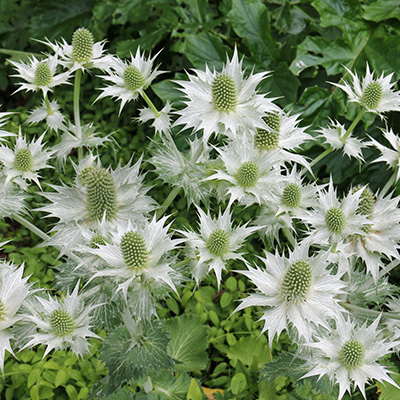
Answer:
[212, 73, 238, 112]
[72, 28, 94, 63]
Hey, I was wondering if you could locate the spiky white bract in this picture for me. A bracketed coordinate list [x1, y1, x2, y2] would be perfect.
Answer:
[300, 180, 368, 246]
[9, 54, 71, 97]
[96, 48, 164, 114]
[138, 101, 172, 135]
[53, 122, 114, 166]
[0, 130, 54, 189]
[179, 206, 259, 288]
[87, 216, 183, 319]
[384, 298, 400, 353]
[0, 111, 15, 142]
[27, 99, 66, 132]
[0, 176, 27, 220]
[331, 64, 400, 116]
[253, 108, 312, 171]
[317, 120, 365, 161]
[234, 243, 345, 347]
[23, 283, 99, 358]
[39, 155, 155, 255]
[369, 128, 400, 181]
[174, 47, 277, 142]
[302, 315, 398, 400]
[150, 136, 211, 205]
[0, 263, 32, 372]
[344, 192, 400, 283]
[205, 135, 279, 207]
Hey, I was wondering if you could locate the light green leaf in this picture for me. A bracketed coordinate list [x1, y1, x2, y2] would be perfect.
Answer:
[227, 335, 271, 369]
[164, 314, 209, 373]
[377, 372, 400, 399]
[55, 368, 69, 388]
[186, 378, 202, 400]
[228, 0, 279, 63]
[230, 373, 247, 395]
[362, 0, 400, 22]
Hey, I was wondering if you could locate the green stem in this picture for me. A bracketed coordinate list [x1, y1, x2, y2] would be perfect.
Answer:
[44, 94, 53, 115]
[12, 214, 82, 263]
[310, 147, 333, 167]
[74, 69, 83, 160]
[141, 91, 160, 118]
[342, 302, 400, 321]
[282, 228, 295, 249]
[380, 169, 397, 198]
[175, 258, 191, 269]
[341, 108, 366, 142]
[156, 186, 181, 220]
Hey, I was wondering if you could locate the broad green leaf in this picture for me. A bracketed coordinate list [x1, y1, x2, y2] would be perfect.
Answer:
[260, 352, 306, 383]
[228, 0, 279, 63]
[164, 314, 209, 373]
[376, 368, 400, 399]
[55, 368, 69, 387]
[226, 335, 271, 369]
[187, 378, 202, 400]
[266, 61, 300, 104]
[230, 373, 247, 395]
[362, 0, 400, 22]
[148, 372, 191, 400]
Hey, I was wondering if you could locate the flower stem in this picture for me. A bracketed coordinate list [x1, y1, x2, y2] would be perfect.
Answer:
[282, 227, 295, 249]
[310, 147, 333, 167]
[44, 94, 53, 115]
[141, 91, 160, 118]
[74, 69, 83, 160]
[380, 169, 397, 197]
[156, 186, 182, 220]
[342, 301, 400, 321]
[11, 214, 82, 263]
[341, 108, 366, 142]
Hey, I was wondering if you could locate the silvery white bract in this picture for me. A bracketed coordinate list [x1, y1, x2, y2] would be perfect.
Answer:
[96, 48, 164, 114]
[332, 64, 400, 116]
[302, 315, 399, 400]
[317, 120, 366, 161]
[179, 206, 259, 288]
[174, 47, 278, 142]
[234, 243, 345, 346]
[27, 99, 66, 132]
[0, 176, 26, 220]
[23, 283, 99, 358]
[87, 216, 183, 319]
[9, 54, 71, 97]
[0, 111, 15, 142]
[0, 130, 54, 190]
[0, 263, 32, 372]
[138, 101, 172, 136]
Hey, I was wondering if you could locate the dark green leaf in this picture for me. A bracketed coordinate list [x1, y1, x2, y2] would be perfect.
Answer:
[259, 353, 306, 383]
[362, 0, 400, 22]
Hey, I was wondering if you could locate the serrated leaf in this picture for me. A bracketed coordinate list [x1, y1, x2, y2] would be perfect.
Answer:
[259, 353, 306, 383]
[99, 320, 173, 394]
[145, 372, 192, 400]
[227, 335, 271, 370]
[164, 314, 209, 373]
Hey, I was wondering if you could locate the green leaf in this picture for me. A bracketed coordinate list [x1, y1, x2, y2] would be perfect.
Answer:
[143, 372, 192, 400]
[55, 368, 69, 388]
[186, 378, 203, 400]
[99, 320, 173, 394]
[164, 314, 209, 373]
[220, 292, 232, 308]
[230, 373, 247, 395]
[377, 371, 400, 399]
[66, 384, 78, 399]
[228, 0, 279, 63]
[362, 0, 400, 22]
[260, 352, 306, 383]
[227, 335, 271, 369]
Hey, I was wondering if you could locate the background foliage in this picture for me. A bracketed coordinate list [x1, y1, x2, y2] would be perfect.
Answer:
[1, 0, 399, 398]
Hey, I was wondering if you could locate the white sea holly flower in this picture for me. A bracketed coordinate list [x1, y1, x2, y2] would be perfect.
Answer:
[302, 315, 399, 400]
[87, 216, 183, 319]
[384, 298, 400, 353]
[138, 101, 172, 135]
[317, 120, 365, 161]
[205, 135, 279, 207]
[96, 48, 164, 114]
[0, 130, 54, 190]
[0, 263, 32, 372]
[300, 179, 368, 246]
[0, 110, 15, 142]
[369, 128, 400, 181]
[253, 108, 312, 171]
[234, 242, 345, 346]
[344, 188, 400, 283]
[150, 136, 211, 205]
[174, 47, 278, 142]
[0, 175, 27, 220]
[9, 53, 71, 97]
[179, 206, 259, 288]
[39, 155, 155, 255]
[331, 63, 400, 116]
[42, 27, 111, 72]
[53, 122, 114, 165]
[23, 283, 99, 358]
[27, 99, 66, 132]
